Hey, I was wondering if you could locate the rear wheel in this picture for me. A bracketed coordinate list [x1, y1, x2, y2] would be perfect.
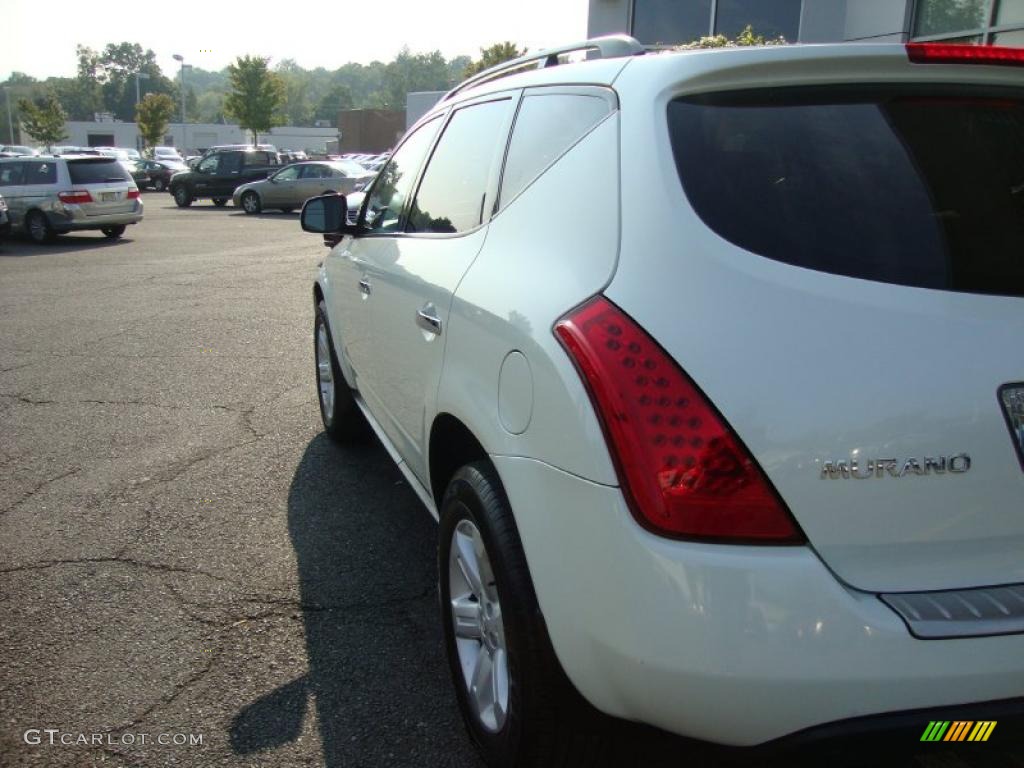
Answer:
[212, 197, 228, 207]
[241, 191, 261, 215]
[173, 186, 192, 207]
[440, 462, 606, 768]
[101, 225, 126, 239]
[152, 177, 166, 192]
[314, 300, 365, 441]
[26, 211, 55, 244]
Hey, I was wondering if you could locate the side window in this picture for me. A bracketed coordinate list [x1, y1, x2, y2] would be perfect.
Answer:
[220, 153, 243, 173]
[363, 116, 443, 233]
[244, 152, 270, 167]
[0, 163, 24, 186]
[300, 164, 327, 179]
[24, 162, 57, 185]
[407, 99, 512, 234]
[273, 165, 300, 182]
[499, 93, 612, 209]
[198, 155, 219, 173]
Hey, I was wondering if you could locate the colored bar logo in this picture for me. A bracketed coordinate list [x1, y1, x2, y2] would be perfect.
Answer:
[920, 721, 997, 742]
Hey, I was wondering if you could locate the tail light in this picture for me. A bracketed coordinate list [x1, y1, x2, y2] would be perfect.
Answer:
[555, 296, 804, 543]
[58, 190, 93, 204]
[127, 189, 140, 200]
[907, 43, 1024, 67]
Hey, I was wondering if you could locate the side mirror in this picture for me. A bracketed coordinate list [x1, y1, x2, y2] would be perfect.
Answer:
[301, 194, 356, 246]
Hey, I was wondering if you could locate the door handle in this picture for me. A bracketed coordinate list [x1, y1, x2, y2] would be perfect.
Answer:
[358, 277, 372, 296]
[416, 304, 442, 335]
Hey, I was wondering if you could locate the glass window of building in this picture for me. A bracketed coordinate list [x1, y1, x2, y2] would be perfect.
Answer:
[714, 0, 802, 41]
[632, 0, 712, 45]
[913, 0, 1024, 43]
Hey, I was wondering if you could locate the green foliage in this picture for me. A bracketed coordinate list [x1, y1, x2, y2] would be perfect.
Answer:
[382, 48, 452, 108]
[915, 0, 987, 36]
[676, 24, 788, 49]
[75, 42, 176, 121]
[224, 56, 286, 144]
[462, 42, 525, 80]
[16, 93, 67, 149]
[315, 84, 353, 123]
[136, 93, 176, 149]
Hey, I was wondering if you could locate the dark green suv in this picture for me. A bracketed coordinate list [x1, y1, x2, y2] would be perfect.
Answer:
[168, 148, 281, 208]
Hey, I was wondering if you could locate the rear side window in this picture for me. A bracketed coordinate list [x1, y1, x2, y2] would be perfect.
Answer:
[407, 98, 511, 234]
[499, 93, 612, 210]
[669, 87, 1024, 296]
[23, 161, 57, 185]
[67, 159, 130, 184]
[0, 162, 23, 186]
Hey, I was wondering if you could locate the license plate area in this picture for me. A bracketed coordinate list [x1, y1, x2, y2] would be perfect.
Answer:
[101, 192, 117, 202]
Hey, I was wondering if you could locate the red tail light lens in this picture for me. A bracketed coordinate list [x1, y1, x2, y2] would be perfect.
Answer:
[58, 190, 93, 204]
[127, 189, 140, 200]
[907, 43, 1024, 67]
[555, 296, 804, 543]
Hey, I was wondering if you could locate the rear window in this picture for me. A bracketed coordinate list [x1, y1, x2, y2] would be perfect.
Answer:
[68, 158, 131, 184]
[668, 86, 1024, 296]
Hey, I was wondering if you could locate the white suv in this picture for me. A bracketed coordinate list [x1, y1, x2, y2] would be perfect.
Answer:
[301, 38, 1024, 763]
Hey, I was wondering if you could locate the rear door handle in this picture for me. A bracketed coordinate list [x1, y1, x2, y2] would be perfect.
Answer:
[358, 277, 372, 296]
[416, 304, 442, 335]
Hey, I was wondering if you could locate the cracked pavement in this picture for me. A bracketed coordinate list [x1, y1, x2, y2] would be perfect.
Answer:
[0, 201, 484, 768]
[2, 202, 1020, 768]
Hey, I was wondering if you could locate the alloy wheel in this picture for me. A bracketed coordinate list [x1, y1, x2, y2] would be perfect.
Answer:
[448, 518, 509, 733]
[316, 322, 335, 421]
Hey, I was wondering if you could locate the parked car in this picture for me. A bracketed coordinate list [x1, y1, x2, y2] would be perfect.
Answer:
[0, 145, 39, 158]
[0, 154, 142, 242]
[97, 149, 151, 189]
[138, 158, 187, 192]
[232, 160, 374, 214]
[152, 146, 183, 162]
[169, 148, 281, 207]
[300, 38, 1024, 765]
[0, 192, 10, 241]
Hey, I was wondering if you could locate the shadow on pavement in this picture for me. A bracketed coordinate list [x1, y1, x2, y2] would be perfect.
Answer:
[230, 432, 483, 767]
[0, 233, 131, 256]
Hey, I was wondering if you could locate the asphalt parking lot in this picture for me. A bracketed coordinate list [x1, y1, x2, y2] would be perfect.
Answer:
[0, 198, 1021, 768]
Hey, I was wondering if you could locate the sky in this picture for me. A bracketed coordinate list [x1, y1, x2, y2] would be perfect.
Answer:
[1, 0, 590, 81]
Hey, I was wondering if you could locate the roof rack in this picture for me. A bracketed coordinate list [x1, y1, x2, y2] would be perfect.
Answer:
[441, 34, 645, 103]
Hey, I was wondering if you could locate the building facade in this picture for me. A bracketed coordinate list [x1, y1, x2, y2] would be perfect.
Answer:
[587, 0, 1024, 46]
[52, 121, 340, 155]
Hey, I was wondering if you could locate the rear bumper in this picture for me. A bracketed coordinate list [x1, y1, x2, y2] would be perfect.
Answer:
[46, 203, 143, 232]
[492, 455, 1024, 746]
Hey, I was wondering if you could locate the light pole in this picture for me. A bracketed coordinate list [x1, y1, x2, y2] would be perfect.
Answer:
[173, 54, 187, 152]
[4, 87, 14, 146]
[135, 72, 150, 105]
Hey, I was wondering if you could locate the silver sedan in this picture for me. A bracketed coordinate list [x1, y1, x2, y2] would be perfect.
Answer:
[232, 160, 374, 214]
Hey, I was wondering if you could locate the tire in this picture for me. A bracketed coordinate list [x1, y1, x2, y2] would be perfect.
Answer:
[101, 225, 126, 239]
[26, 211, 55, 244]
[173, 186, 192, 207]
[439, 462, 606, 768]
[212, 197, 228, 207]
[153, 177, 166, 192]
[314, 299, 365, 441]
[241, 191, 261, 215]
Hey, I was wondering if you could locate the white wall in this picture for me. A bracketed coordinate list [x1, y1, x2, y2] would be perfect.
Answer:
[61, 121, 339, 154]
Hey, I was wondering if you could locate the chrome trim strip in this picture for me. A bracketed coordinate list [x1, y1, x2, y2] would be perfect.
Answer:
[881, 583, 1024, 639]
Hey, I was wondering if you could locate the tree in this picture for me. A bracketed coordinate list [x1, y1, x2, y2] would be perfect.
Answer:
[136, 93, 175, 149]
[223, 56, 285, 145]
[462, 42, 525, 80]
[17, 93, 67, 150]
[382, 48, 452, 109]
[677, 24, 788, 49]
[315, 84, 353, 123]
